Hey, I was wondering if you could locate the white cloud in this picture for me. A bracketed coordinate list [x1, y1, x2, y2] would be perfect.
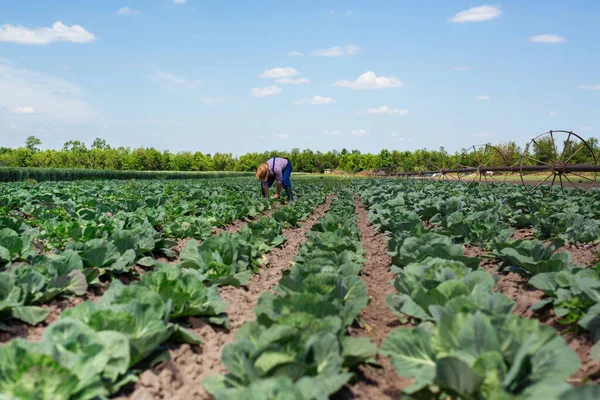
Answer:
[310, 96, 335, 104]
[259, 67, 298, 79]
[332, 71, 403, 90]
[250, 86, 282, 97]
[117, 6, 140, 16]
[0, 21, 96, 45]
[346, 11, 354, 16]
[0, 59, 102, 123]
[329, 10, 335, 15]
[476, 95, 491, 100]
[549, 111, 559, 117]
[580, 126, 591, 131]
[361, 106, 408, 116]
[529, 34, 567, 43]
[352, 129, 368, 136]
[173, 0, 186, 4]
[390, 133, 405, 142]
[201, 96, 229, 104]
[287, 51, 303, 56]
[578, 85, 600, 90]
[148, 70, 202, 88]
[8, 124, 17, 129]
[449, 5, 502, 23]
[324, 130, 342, 136]
[276, 77, 310, 85]
[277, 134, 288, 139]
[310, 44, 361, 57]
[451, 65, 473, 71]
[257, 135, 265, 139]
[12, 106, 36, 114]
[293, 95, 336, 105]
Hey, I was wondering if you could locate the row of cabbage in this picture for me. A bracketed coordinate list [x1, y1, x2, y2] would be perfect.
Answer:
[204, 192, 377, 400]
[361, 179, 600, 246]
[0, 178, 277, 251]
[360, 179, 600, 350]
[357, 180, 598, 399]
[0, 180, 326, 327]
[0, 186, 330, 399]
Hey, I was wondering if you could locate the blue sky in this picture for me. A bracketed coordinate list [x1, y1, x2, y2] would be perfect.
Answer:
[0, 1, 599, 155]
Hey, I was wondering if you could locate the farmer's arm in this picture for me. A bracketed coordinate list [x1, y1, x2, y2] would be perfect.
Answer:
[261, 181, 270, 198]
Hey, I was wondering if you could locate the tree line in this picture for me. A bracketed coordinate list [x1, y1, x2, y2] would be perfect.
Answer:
[0, 135, 598, 174]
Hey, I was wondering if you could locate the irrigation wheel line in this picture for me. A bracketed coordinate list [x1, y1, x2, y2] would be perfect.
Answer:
[519, 130, 598, 196]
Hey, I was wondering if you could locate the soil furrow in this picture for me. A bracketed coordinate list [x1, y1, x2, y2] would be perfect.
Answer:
[342, 197, 411, 399]
[120, 196, 333, 400]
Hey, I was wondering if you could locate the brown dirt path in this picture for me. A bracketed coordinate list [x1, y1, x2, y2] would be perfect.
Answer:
[119, 196, 333, 400]
[341, 197, 411, 399]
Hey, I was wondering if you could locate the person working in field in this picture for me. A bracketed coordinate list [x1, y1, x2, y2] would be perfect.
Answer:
[256, 156, 295, 202]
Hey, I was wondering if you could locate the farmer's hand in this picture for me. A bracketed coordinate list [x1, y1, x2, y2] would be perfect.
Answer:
[272, 194, 279, 199]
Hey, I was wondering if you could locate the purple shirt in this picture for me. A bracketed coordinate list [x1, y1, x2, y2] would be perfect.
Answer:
[265, 157, 289, 184]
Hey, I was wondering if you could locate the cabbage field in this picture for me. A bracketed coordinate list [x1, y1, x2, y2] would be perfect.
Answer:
[0, 176, 599, 399]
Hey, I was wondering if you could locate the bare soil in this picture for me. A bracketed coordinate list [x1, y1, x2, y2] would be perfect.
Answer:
[513, 228, 536, 241]
[341, 197, 412, 399]
[0, 291, 101, 343]
[119, 197, 333, 400]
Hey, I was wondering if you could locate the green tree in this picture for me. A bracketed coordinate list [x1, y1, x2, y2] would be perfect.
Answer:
[528, 137, 556, 165]
[25, 136, 42, 153]
[378, 149, 392, 171]
[63, 140, 88, 153]
[91, 138, 110, 150]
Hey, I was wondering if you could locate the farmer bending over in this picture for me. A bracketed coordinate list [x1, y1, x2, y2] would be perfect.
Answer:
[256, 156, 295, 202]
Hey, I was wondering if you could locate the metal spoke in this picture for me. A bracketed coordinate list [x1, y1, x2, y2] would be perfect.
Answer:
[532, 139, 554, 162]
[570, 172, 596, 183]
[530, 173, 553, 193]
[487, 151, 498, 167]
[549, 174, 557, 195]
[559, 175, 565, 196]
[459, 164, 476, 170]
[474, 146, 482, 166]
[564, 144, 586, 165]
[550, 131, 559, 160]
[562, 173, 581, 192]
[524, 155, 552, 167]
[559, 132, 572, 163]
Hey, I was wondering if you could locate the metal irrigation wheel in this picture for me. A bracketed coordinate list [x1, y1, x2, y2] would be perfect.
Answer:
[457, 144, 508, 184]
[519, 130, 598, 195]
[425, 149, 459, 181]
